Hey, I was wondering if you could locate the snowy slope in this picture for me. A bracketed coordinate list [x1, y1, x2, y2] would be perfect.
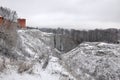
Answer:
[17, 29, 53, 59]
[63, 42, 120, 80]
[2, 29, 120, 80]
[0, 29, 76, 80]
[0, 56, 75, 80]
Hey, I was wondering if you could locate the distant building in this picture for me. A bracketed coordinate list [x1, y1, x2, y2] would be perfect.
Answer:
[0, 16, 4, 25]
[17, 18, 26, 28]
[0, 16, 26, 28]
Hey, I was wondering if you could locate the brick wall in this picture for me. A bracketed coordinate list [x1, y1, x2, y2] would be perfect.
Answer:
[0, 16, 3, 26]
[17, 19, 26, 28]
[0, 16, 26, 28]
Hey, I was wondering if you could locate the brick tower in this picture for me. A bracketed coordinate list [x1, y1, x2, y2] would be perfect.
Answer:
[17, 18, 26, 28]
[0, 16, 4, 25]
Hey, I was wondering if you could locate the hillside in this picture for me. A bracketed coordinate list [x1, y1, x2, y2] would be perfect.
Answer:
[63, 42, 120, 80]
[1, 29, 120, 80]
[0, 29, 75, 80]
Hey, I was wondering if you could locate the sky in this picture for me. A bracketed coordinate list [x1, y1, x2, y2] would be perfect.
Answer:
[0, 0, 120, 29]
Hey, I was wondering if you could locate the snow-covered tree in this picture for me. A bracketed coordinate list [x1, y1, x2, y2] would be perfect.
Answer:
[0, 6, 18, 57]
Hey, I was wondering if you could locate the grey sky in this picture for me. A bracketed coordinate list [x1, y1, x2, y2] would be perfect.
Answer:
[0, 0, 120, 29]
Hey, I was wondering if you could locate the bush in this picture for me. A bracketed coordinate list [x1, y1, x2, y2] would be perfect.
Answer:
[0, 58, 6, 72]
[18, 62, 33, 73]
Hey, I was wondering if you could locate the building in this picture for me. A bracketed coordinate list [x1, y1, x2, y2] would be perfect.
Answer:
[0, 16, 4, 25]
[17, 18, 26, 28]
[0, 16, 26, 28]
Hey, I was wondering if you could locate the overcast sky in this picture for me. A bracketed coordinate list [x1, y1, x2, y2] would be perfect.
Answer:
[0, 0, 120, 29]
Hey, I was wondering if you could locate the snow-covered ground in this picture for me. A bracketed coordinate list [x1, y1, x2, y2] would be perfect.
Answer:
[0, 56, 75, 80]
[63, 42, 120, 80]
[0, 29, 75, 80]
[1, 29, 120, 80]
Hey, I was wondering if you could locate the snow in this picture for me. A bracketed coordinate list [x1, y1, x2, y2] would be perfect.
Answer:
[0, 29, 76, 80]
[0, 56, 75, 80]
[63, 42, 120, 80]
[0, 69, 41, 80]
[2, 29, 120, 80]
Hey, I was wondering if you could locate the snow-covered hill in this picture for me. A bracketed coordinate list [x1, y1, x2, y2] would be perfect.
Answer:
[0, 29, 75, 80]
[63, 42, 120, 80]
[1, 29, 120, 80]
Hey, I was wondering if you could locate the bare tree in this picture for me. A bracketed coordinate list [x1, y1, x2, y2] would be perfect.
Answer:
[0, 6, 18, 56]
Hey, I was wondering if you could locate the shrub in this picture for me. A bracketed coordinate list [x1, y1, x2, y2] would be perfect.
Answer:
[18, 62, 33, 73]
[0, 58, 6, 72]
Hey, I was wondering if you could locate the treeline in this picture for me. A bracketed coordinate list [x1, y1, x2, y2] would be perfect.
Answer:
[40, 28, 119, 44]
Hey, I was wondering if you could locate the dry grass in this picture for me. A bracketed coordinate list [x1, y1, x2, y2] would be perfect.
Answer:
[18, 61, 33, 73]
[0, 58, 6, 72]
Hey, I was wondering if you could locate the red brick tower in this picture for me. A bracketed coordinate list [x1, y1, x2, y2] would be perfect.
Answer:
[17, 18, 26, 28]
[0, 16, 4, 26]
